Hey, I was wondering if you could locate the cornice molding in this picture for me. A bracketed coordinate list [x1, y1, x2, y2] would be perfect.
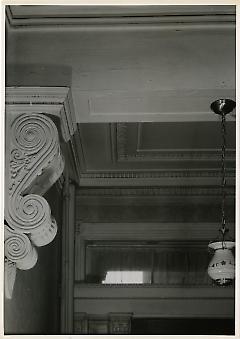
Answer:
[78, 168, 235, 187]
[6, 5, 235, 30]
[80, 170, 235, 179]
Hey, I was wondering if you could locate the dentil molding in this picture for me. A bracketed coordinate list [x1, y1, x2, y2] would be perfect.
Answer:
[76, 186, 235, 197]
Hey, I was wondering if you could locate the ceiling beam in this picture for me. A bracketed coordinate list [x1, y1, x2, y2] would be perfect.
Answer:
[73, 88, 236, 123]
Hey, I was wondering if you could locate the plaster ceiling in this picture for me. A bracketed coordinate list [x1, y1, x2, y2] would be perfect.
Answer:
[5, 5, 236, 192]
[6, 6, 236, 123]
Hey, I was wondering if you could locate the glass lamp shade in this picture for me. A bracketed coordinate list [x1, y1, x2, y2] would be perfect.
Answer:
[208, 241, 235, 286]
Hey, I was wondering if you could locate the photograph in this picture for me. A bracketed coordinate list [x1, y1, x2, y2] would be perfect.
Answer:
[3, 3, 237, 336]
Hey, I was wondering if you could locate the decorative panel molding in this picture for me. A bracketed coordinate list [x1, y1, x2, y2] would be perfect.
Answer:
[4, 112, 65, 299]
[115, 122, 236, 162]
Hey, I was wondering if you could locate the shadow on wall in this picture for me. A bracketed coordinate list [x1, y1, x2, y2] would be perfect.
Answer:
[6, 64, 72, 87]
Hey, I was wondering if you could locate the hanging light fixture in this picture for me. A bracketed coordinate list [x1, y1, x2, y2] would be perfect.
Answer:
[207, 99, 236, 286]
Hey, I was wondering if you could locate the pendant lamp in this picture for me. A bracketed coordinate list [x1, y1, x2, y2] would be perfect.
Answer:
[207, 99, 235, 286]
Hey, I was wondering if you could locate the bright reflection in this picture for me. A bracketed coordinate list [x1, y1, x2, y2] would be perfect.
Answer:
[102, 271, 150, 284]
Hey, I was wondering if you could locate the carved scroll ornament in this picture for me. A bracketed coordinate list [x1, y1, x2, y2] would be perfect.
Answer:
[5, 113, 64, 299]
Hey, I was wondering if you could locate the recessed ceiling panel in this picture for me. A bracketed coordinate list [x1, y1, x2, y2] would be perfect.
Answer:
[78, 121, 235, 173]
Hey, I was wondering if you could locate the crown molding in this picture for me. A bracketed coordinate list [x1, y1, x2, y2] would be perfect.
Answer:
[6, 5, 235, 30]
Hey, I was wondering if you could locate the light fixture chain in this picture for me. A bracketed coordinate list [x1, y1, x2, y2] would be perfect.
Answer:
[208, 98, 235, 286]
[221, 112, 227, 233]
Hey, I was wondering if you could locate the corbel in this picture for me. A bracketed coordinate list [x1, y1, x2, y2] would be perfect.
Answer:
[4, 87, 77, 299]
